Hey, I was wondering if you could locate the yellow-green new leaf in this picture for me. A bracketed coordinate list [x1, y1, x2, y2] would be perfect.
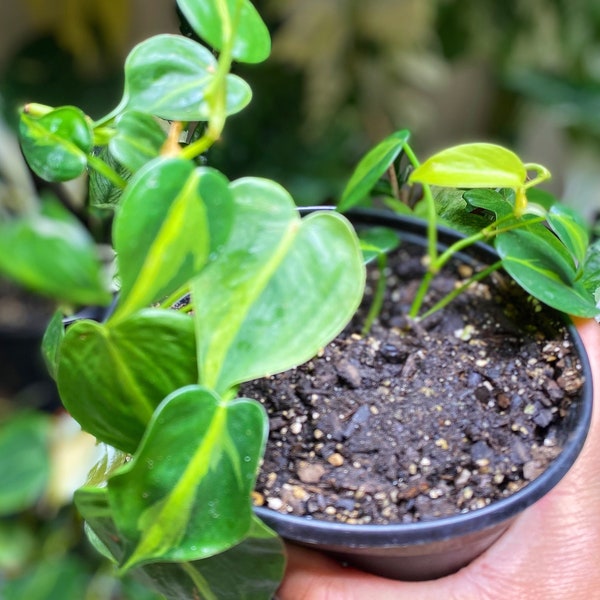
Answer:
[410, 143, 528, 190]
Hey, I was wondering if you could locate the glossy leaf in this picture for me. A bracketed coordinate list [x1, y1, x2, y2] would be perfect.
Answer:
[77, 486, 283, 600]
[137, 518, 285, 600]
[19, 106, 93, 182]
[177, 0, 271, 64]
[496, 224, 599, 317]
[57, 310, 198, 453]
[0, 412, 50, 515]
[112, 159, 233, 320]
[410, 143, 528, 189]
[546, 203, 589, 266]
[339, 130, 410, 212]
[110, 111, 167, 172]
[359, 226, 400, 263]
[0, 201, 112, 306]
[192, 178, 365, 394]
[108, 386, 267, 571]
[122, 34, 251, 120]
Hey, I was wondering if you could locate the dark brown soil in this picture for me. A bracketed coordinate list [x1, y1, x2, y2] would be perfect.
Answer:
[241, 240, 585, 525]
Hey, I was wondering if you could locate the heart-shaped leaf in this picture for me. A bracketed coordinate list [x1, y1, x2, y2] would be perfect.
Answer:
[0, 200, 112, 306]
[108, 386, 267, 571]
[77, 485, 283, 600]
[112, 159, 233, 320]
[137, 517, 284, 600]
[192, 178, 365, 394]
[496, 224, 599, 318]
[19, 106, 93, 181]
[110, 111, 167, 172]
[57, 309, 198, 453]
[339, 130, 410, 212]
[177, 0, 271, 64]
[410, 143, 527, 189]
[122, 34, 251, 120]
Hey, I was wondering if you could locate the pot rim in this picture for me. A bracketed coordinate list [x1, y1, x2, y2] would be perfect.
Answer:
[255, 207, 594, 547]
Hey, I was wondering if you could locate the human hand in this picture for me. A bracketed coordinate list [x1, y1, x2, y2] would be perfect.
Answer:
[276, 318, 600, 600]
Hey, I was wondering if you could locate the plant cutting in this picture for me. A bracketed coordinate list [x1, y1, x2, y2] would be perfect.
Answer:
[12, 1, 365, 599]
[245, 131, 598, 580]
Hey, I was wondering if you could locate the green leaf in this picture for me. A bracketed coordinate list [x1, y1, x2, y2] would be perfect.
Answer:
[41, 310, 64, 380]
[339, 130, 410, 212]
[77, 488, 283, 600]
[110, 111, 167, 172]
[112, 159, 233, 320]
[192, 179, 365, 394]
[462, 188, 515, 220]
[19, 106, 93, 182]
[0, 200, 112, 306]
[178, 0, 271, 64]
[107, 386, 267, 571]
[57, 310, 198, 453]
[122, 34, 252, 120]
[496, 224, 599, 318]
[359, 226, 400, 263]
[410, 143, 528, 189]
[0, 412, 50, 515]
[137, 517, 285, 600]
[546, 203, 590, 267]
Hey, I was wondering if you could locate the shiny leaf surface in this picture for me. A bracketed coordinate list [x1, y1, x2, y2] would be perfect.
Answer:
[410, 143, 528, 189]
[19, 106, 93, 181]
[122, 34, 251, 120]
[112, 159, 233, 320]
[177, 0, 271, 64]
[108, 386, 267, 571]
[57, 310, 198, 453]
[192, 178, 365, 394]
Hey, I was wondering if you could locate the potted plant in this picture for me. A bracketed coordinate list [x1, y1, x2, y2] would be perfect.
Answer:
[248, 131, 598, 580]
[10, 1, 598, 598]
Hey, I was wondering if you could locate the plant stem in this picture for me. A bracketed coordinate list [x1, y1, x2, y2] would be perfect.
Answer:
[181, 0, 242, 161]
[419, 260, 502, 320]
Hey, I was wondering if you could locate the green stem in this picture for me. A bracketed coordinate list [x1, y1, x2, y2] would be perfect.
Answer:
[523, 162, 552, 189]
[87, 154, 127, 188]
[181, 0, 242, 161]
[361, 252, 387, 336]
[419, 260, 502, 320]
[403, 143, 439, 318]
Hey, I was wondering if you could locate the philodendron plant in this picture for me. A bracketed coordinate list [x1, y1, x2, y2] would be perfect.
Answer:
[11, 1, 365, 598]
[340, 129, 600, 322]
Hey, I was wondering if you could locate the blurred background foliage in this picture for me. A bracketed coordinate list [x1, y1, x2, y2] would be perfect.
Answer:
[1, 0, 599, 596]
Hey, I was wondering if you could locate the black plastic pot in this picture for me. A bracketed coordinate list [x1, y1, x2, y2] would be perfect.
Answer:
[254, 209, 594, 581]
